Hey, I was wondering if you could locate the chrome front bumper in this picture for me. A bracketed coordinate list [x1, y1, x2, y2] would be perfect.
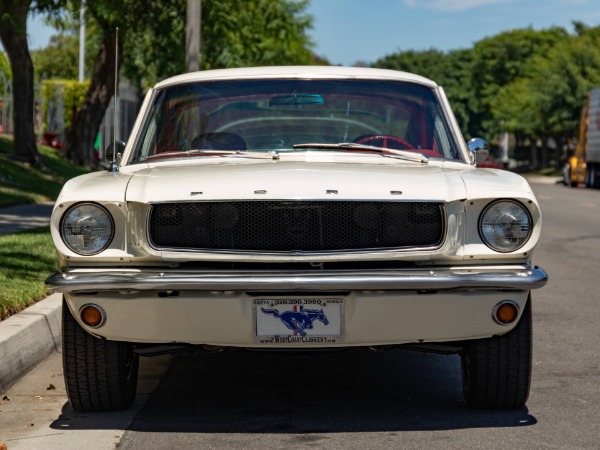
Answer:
[46, 265, 548, 293]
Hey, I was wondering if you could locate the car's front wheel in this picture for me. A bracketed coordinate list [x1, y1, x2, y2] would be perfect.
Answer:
[460, 296, 532, 409]
[62, 297, 139, 412]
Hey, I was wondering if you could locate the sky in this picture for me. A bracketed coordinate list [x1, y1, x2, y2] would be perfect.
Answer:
[21, 0, 600, 66]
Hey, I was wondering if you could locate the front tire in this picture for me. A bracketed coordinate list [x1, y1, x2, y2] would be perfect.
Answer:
[62, 298, 139, 412]
[461, 296, 532, 409]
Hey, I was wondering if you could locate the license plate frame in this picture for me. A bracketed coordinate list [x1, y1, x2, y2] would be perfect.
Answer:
[253, 297, 344, 344]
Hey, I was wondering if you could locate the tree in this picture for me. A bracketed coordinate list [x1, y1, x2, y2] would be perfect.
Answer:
[31, 32, 98, 80]
[32, 6, 103, 81]
[373, 48, 450, 81]
[492, 27, 600, 169]
[37, 0, 147, 167]
[31, 34, 78, 79]
[441, 49, 475, 137]
[371, 48, 474, 135]
[468, 27, 568, 138]
[0, 0, 43, 166]
[0, 51, 10, 76]
[123, 0, 316, 90]
[37, 0, 316, 167]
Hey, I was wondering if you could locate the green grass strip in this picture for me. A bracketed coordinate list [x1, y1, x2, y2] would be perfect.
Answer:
[0, 227, 56, 320]
[0, 135, 89, 208]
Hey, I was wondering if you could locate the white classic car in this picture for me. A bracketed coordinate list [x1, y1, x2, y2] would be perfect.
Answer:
[46, 66, 547, 412]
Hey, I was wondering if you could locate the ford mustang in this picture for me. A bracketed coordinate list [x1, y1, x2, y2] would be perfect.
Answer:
[46, 66, 547, 412]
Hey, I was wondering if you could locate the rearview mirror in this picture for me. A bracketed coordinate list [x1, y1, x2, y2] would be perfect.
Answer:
[269, 93, 324, 106]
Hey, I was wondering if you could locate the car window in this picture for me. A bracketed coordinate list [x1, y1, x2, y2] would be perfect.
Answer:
[130, 79, 462, 163]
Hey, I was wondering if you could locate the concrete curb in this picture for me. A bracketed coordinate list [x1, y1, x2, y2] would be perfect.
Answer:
[0, 293, 62, 393]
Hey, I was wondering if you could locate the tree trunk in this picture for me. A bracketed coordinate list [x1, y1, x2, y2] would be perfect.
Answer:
[63, 33, 122, 167]
[0, 0, 43, 167]
[530, 141, 538, 170]
[540, 137, 549, 169]
[554, 136, 565, 170]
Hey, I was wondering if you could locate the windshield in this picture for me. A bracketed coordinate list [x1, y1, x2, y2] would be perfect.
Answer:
[130, 79, 462, 163]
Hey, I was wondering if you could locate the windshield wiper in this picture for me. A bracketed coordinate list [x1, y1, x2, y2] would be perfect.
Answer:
[146, 149, 280, 160]
[292, 142, 429, 163]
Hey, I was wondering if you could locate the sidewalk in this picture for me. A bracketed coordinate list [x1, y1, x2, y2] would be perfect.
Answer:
[0, 202, 54, 236]
[523, 175, 563, 185]
[0, 203, 61, 393]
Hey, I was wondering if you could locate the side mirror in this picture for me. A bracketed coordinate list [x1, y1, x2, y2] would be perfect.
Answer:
[105, 141, 126, 164]
[467, 137, 490, 164]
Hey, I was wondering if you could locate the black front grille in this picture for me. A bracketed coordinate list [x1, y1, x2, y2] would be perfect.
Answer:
[149, 201, 444, 252]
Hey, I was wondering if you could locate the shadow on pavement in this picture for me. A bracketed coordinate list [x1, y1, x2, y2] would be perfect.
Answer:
[50, 349, 536, 434]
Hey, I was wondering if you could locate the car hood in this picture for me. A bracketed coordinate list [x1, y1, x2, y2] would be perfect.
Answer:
[459, 168, 534, 199]
[125, 159, 470, 203]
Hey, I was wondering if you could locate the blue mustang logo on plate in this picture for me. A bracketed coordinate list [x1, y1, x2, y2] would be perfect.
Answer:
[260, 306, 329, 337]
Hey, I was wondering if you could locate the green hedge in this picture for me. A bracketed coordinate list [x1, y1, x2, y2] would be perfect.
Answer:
[0, 52, 10, 96]
[41, 79, 90, 132]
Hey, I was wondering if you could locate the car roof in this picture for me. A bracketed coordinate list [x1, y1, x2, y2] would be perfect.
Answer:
[153, 66, 438, 89]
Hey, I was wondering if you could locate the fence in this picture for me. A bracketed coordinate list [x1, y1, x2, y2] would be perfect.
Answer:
[0, 73, 47, 139]
[97, 80, 140, 161]
[0, 71, 12, 135]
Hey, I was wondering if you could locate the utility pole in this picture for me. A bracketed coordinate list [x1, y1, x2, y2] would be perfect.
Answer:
[79, 0, 85, 82]
[186, 0, 201, 72]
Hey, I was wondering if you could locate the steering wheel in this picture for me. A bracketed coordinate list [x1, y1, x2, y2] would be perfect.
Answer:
[355, 135, 415, 150]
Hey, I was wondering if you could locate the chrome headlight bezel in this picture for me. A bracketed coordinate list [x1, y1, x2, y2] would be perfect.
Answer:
[60, 202, 115, 255]
[478, 199, 532, 253]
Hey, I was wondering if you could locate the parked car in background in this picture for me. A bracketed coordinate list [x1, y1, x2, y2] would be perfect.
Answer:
[46, 66, 547, 412]
[476, 153, 505, 169]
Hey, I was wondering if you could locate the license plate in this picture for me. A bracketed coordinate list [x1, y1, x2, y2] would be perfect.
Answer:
[254, 298, 344, 344]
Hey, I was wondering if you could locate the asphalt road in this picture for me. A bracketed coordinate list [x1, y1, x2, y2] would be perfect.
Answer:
[2, 181, 599, 449]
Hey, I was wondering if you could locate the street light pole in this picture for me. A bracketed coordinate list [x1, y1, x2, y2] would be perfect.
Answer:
[79, 0, 85, 82]
[185, 0, 201, 72]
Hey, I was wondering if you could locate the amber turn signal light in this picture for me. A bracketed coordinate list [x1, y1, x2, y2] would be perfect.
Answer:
[80, 304, 105, 328]
[493, 301, 520, 325]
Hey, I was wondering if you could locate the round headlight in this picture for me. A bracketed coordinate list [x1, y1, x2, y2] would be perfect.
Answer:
[479, 200, 532, 252]
[61, 203, 114, 255]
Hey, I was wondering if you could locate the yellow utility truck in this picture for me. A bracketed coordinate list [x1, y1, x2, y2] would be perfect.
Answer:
[565, 88, 600, 188]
